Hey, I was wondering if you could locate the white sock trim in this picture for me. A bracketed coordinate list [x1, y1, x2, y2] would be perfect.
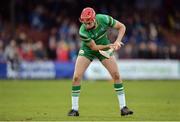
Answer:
[117, 92, 126, 109]
[72, 96, 79, 111]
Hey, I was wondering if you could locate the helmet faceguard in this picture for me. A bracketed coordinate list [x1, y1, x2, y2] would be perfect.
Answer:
[79, 7, 96, 23]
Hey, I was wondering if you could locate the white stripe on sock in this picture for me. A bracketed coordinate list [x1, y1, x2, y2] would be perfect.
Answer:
[115, 87, 124, 91]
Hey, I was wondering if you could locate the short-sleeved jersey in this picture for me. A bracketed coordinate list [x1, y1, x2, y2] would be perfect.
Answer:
[79, 14, 116, 51]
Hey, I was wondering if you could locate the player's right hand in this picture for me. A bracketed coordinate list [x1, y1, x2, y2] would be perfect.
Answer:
[109, 44, 116, 50]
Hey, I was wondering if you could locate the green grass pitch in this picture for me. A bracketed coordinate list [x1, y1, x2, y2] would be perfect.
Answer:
[0, 80, 180, 121]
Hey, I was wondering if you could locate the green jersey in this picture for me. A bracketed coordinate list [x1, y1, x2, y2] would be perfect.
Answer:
[78, 14, 116, 61]
[79, 14, 116, 50]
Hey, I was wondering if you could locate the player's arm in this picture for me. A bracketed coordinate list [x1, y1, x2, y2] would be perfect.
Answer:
[79, 29, 115, 51]
[102, 14, 125, 50]
[86, 40, 115, 51]
[112, 21, 126, 50]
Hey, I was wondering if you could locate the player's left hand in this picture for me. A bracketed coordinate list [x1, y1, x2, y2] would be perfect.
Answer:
[113, 41, 124, 50]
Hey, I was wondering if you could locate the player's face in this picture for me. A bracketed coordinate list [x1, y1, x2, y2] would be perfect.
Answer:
[83, 20, 96, 30]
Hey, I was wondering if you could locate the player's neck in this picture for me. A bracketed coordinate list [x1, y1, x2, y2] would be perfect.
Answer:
[87, 21, 98, 30]
[94, 21, 98, 29]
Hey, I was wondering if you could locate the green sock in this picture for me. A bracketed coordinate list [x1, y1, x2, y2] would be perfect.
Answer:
[114, 83, 126, 109]
[72, 85, 81, 110]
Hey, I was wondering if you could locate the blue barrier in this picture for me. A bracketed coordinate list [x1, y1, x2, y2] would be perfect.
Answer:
[55, 61, 75, 78]
[0, 61, 75, 79]
[0, 63, 7, 78]
[18, 61, 75, 79]
[19, 61, 55, 79]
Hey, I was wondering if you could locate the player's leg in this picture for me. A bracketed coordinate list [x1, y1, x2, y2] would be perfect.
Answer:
[68, 56, 91, 116]
[101, 56, 133, 116]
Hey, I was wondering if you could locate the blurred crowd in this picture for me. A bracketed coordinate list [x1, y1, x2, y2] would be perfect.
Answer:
[0, 0, 179, 63]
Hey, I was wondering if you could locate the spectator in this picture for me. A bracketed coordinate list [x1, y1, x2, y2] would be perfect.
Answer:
[0, 40, 5, 62]
[4, 40, 21, 78]
[69, 42, 78, 62]
[147, 41, 159, 59]
[169, 44, 179, 59]
[33, 41, 47, 60]
[56, 40, 69, 62]
[58, 19, 69, 40]
[19, 41, 35, 61]
[47, 36, 57, 60]
[137, 42, 148, 59]
[0, 0, 179, 61]
[29, 5, 45, 30]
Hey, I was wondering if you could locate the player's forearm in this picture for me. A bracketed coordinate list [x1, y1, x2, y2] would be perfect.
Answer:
[91, 44, 110, 51]
[116, 24, 126, 43]
[87, 40, 112, 51]
[113, 21, 126, 43]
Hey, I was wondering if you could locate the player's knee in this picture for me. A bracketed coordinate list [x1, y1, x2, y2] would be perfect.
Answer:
[72, 75, 81, 85]
[112, 72, 120, 81]
[73, 75, 81, 82]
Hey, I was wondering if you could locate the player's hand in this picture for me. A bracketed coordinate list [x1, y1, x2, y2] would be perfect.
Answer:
[113, 41, 124, 50]
[108, 44, 116, 50]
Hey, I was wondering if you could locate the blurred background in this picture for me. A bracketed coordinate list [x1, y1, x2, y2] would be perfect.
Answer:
[0, 0, 179, 80]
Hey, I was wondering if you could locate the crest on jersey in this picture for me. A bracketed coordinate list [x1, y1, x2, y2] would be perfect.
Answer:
[79, 50, 84, 55]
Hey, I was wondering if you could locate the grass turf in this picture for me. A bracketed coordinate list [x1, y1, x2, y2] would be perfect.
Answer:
[0, 80, 180, 121]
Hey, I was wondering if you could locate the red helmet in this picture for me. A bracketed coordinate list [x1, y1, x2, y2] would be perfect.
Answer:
[80, 7, 96, 23]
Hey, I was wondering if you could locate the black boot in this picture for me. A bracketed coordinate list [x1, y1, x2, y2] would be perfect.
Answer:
[68, 109, 79, 116]
[121, 106, 133, 116]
